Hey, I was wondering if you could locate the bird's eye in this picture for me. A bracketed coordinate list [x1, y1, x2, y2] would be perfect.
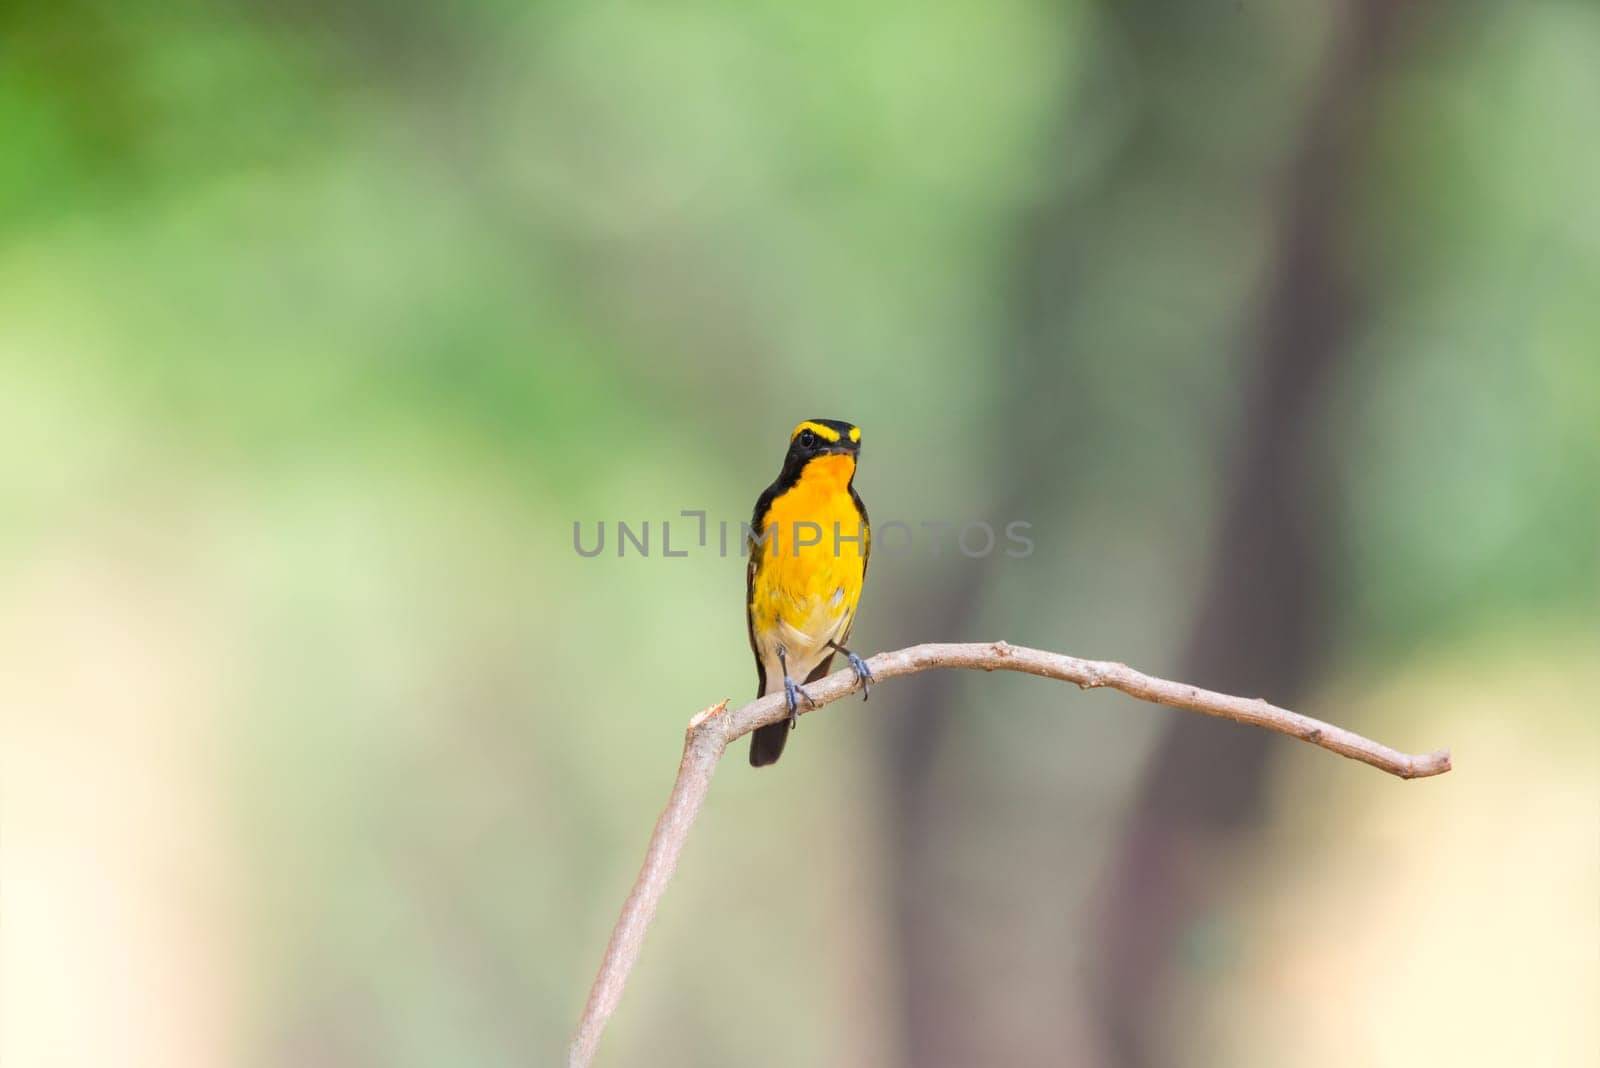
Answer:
[797, 429, 818, 448]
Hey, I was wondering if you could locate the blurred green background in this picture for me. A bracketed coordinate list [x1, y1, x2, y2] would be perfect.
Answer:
[2, 0, 1597, 1065]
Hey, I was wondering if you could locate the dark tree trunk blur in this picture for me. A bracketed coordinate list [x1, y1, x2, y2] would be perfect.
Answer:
[877, 6, 1109, 1057]
[880, 579, 985, 1068]
[883, 1, 1420, 1065]
[881, 208, 1088, 1068]
[1094, 3, 1413, 1065]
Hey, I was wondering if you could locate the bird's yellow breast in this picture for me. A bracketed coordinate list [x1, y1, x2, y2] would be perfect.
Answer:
[749, 455, 867, 649]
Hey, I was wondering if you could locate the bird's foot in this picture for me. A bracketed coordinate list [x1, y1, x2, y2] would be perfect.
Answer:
[783, 675, 815, 729]
[845, 651, 875, 700]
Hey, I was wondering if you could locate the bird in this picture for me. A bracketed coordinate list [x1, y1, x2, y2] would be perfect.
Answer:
[746, 418, 873, 767]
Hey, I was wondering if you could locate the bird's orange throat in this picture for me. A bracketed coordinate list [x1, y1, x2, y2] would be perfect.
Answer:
[797, 453, 856, 493]
[756, 452, 862, 550]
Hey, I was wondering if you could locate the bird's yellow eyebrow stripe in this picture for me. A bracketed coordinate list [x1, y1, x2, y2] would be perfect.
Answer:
[848, 426, 861, 443]
[792, 421, 842, 443]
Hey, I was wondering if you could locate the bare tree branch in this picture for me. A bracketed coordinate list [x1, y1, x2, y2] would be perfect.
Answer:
[567, 640, 1451, 1067]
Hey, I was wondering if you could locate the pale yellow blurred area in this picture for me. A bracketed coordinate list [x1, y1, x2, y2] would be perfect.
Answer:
[0, 539, 240, 1067]
[1194, 627, 1600, 1067]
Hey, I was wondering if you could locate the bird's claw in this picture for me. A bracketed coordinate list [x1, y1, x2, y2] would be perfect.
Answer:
[846, 652, 874, 700]
[783, 676, 814, 729]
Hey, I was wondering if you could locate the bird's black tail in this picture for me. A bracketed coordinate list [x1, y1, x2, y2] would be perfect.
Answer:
[749, 721, 788, 766]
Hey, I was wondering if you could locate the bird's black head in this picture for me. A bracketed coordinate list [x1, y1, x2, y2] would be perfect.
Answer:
[771, 418, 862, 487]
[786, 418, 861, 460]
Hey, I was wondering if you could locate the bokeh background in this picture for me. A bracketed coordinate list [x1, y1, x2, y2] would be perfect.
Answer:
[3, 0, 1597, 1065]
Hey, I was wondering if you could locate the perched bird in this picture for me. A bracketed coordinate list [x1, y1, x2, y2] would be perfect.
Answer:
[746, 418, 873, 767]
